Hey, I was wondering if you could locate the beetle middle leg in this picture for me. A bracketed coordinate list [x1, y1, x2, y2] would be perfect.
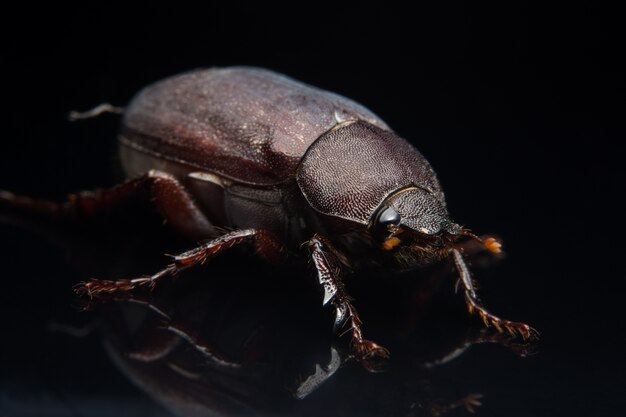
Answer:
[76, 228, 286, 301]
[308, 234, 389, 369]
[451, 249, 538, 340]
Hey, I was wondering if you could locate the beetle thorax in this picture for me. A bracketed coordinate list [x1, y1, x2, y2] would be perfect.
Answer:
[296, 121, 445, 227]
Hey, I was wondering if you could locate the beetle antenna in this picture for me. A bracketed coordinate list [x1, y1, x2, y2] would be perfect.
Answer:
[460, 229, 502, 254]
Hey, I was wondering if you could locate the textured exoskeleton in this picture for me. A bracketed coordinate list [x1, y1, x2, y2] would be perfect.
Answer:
[1, 67, 537, 366]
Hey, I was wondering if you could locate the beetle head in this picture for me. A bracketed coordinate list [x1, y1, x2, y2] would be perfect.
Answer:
[296, 121, 498, 265]
[371, 187, 463, 267]
[379, 187, 460, 236]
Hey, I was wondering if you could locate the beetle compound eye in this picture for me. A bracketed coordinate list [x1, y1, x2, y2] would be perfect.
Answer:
[376, 207, 401, 229]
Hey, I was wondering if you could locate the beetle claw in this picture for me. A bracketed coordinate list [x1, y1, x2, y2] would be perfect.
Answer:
[497, 319, 539, 341]
[462, 393, 483, 413]
[492, 319, 539, 342]
[354, 340, 390, 372]
[466, 302, 539, 342]
[514, 323, 540, 341]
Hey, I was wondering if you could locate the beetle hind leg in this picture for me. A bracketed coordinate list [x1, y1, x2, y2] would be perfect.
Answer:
[1, 170, 216, 241]
[67, 103, 125, 121]
[451, 249, 539, 341]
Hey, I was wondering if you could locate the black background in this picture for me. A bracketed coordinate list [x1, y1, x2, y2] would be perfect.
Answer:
[1, 3, 624, 417]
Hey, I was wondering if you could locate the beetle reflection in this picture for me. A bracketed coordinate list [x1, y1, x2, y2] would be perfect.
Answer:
[99, 259, 530, 417]
[0, 204, 532, 417]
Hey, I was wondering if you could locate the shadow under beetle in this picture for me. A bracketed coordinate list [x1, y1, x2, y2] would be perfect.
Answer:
[1, 67, 537, 368]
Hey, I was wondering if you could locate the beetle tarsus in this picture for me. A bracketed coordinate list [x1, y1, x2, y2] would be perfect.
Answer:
[354, 339, 390, 372]
[74, 275, 161, 301]
[451, 248, 539, 342]
[468, 301, 539, 341]
[74, 229, 286, 304]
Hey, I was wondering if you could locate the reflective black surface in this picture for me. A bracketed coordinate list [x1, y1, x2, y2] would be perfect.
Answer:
[2, 132, 624, 417]
[0, 214, 536, 417]
[2, 4, 624, 416]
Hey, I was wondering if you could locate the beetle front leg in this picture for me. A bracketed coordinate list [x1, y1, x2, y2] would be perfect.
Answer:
[76, 228, 286, 301]
[308, 234, 389, 369]
[451, 249, 538, 340]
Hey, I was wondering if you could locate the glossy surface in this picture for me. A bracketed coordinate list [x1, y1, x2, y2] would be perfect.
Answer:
[99, 264, 524, 417]
[2, 4, 624, 414]
[0, 127, 625, 417]
[0, 216, 533, 417]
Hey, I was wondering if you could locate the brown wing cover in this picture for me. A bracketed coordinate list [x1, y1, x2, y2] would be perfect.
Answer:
[296, 121, 445, 225]
[121, 67, 388, 186]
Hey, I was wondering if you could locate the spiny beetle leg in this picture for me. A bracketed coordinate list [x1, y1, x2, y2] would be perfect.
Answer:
[451, 249, 539, 341]
[76, 228, 286, 302]
[466, 301, 539, 341]
[1, 170, 215, 241]
[68, 170, 216, 241]
[308, 234, 389, 371]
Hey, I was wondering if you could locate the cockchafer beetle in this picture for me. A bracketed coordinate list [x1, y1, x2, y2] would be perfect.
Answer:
[0, 67, 537, 366]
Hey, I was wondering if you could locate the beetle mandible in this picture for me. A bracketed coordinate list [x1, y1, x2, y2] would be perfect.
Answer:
[2, 67, 537, 365]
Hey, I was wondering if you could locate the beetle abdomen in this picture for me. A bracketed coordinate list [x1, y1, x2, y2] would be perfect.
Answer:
[120, 67, 388, 186]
